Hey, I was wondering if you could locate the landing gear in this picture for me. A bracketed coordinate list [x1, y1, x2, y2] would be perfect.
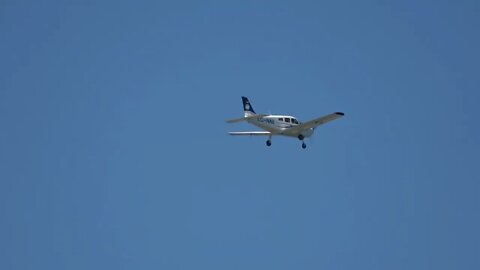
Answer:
[266, 135, 272, 147]
[298, 135, 307, 149]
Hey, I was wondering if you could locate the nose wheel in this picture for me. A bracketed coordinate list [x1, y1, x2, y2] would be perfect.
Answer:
[266, 140, 272, 147]
[298, 134, 307, 149]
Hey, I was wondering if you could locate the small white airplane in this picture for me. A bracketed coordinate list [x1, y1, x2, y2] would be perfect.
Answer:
[226, 96, 344, 149]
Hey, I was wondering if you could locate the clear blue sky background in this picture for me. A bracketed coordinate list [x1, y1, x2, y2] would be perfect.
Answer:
[1, 1, 479, 269]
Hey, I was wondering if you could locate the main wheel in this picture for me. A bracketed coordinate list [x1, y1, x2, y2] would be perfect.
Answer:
[302, 142, 307, 149]
[266, 140, 272, 147]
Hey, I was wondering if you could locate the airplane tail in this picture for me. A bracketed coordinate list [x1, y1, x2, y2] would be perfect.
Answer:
[242, 96, 256, 116]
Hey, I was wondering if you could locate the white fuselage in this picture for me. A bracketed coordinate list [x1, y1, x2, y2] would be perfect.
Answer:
[247, 115, 314, 138]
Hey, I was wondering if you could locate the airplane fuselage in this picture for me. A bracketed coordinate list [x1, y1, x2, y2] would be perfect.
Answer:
[247, 115, 314, 138]
[227, 96, 344, 149]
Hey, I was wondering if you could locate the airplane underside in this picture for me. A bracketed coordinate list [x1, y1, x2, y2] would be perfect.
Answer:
[265, 134, 309, 149]
[248, 121, 313, 149]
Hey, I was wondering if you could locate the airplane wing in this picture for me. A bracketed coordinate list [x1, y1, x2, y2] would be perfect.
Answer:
[225, 114, 268, 123]
[229, 131, 271, 136]
[288, 112, 344, 133]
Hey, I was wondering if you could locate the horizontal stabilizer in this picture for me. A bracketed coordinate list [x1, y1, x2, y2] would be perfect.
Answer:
[225, 114, 268, 123]
[229, 131, 271, 136]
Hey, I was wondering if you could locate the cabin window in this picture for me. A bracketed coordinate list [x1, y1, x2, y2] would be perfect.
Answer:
[285, 118, 291, 123]
[278, 118, 283, 122]
[292, 119, 299, 124]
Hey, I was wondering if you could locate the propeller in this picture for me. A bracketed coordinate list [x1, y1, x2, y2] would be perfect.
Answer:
[310, 127, 316, 145]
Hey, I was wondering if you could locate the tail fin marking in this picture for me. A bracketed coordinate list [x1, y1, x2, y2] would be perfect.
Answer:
[242, 96, 256, 116]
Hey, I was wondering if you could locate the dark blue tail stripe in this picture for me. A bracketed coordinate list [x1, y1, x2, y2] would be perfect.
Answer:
[242, 96, 256, 114]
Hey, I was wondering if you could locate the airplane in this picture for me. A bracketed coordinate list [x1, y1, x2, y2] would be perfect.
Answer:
[226, 96, 344, 149]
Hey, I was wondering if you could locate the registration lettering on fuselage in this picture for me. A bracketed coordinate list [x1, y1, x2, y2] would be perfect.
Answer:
[257, 118, 275, 124]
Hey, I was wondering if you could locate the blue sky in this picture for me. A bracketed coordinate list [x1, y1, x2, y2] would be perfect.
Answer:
[1, 1, 479, 269]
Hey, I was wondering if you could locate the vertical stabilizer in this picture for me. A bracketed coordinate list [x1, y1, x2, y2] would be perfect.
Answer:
[242, 96, 256, 117]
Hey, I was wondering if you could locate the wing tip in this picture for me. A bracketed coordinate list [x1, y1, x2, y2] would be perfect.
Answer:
[335, 112, 345, 116]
